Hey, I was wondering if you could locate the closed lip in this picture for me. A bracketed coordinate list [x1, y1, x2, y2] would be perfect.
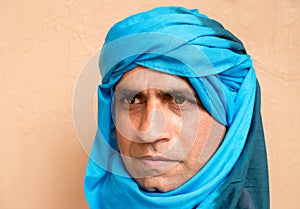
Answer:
[138, 156, 177, 161]
[136, 156, 179, 168]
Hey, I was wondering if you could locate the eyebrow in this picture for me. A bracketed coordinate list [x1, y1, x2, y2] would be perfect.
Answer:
[114, 87, 140, 98]
[158, 90, 197, 99]
[114, 86, 199, 100]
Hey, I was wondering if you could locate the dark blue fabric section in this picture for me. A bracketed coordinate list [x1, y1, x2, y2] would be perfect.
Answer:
[198, 83, 269, 209]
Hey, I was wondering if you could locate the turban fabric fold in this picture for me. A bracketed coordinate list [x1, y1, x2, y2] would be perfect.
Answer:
[84, 6, 269, 209]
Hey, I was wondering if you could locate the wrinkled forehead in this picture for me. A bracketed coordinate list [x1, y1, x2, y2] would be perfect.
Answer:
[114, 66, 196, 95]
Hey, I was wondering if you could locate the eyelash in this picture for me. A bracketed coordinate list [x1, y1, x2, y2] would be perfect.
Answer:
[120, 94, 196, 107]
[122, 96, 142, 105]
[163, 95, 185, 104]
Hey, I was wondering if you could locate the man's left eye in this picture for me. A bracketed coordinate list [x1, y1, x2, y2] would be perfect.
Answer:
[163, 94, 187, 105]
[173, 96, 185, 104]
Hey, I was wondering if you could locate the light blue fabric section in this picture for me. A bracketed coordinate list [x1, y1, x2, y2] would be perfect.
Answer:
[84, 6, 256, 208]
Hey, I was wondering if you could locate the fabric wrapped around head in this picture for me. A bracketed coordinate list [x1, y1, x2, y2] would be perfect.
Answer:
[84, 6, 269, 209]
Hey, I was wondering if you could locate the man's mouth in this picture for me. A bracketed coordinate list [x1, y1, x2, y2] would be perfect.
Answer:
[136, 156, 179, 169]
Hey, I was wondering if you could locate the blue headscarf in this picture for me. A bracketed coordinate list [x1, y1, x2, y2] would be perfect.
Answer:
[84, 6, 269, 208]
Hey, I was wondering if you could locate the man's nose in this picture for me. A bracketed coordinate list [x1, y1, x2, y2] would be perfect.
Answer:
[136, 102, 170, 143]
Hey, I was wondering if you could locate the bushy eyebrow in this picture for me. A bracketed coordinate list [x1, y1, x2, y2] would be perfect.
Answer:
[114, 86, 199, 101]
[114, 87, 140, 99]
[158, 90, 197, 99]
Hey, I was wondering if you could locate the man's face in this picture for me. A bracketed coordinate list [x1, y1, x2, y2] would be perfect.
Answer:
[114, 66, 226, 192]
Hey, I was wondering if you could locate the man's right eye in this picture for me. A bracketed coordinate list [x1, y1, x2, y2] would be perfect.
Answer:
[122, 96, 142, 105]
[123, 97, 138, 105]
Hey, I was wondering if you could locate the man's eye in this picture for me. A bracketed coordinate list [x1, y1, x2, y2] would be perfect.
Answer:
[123, 96, 141, 105]
[173, 96, 185, 104]
[163, 94, 187, 105]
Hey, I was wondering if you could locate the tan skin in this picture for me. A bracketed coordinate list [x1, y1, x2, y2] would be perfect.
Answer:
[114, 66, 226, 192]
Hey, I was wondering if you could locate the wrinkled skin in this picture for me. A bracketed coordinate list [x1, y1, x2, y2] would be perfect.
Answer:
[114, 66, 226, 192]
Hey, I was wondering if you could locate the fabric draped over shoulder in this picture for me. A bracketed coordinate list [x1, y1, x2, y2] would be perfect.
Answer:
[84, 6, 269, 209]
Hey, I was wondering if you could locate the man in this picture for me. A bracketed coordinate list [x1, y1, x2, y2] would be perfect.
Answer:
[84, 6, 269, 209]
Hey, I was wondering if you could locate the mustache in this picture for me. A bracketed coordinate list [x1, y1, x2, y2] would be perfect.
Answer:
[125, 139, 194, 161]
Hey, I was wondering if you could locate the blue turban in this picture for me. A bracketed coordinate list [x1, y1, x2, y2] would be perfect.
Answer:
[84, 6, 269, 209]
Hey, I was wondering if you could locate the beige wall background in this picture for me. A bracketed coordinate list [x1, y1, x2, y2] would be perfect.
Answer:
[1, 0, 299, 208]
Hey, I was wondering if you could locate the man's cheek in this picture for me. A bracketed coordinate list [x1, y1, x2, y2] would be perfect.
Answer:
[116, 133, 132, 155]
[115, 113, 138, 143]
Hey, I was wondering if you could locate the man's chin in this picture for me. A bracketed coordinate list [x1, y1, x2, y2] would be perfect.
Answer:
[124, 159, 179, 178]
[134, 176, 175, 193]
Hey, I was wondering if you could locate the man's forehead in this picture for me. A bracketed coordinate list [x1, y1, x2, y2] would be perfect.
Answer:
[115, 66, 195, 93]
